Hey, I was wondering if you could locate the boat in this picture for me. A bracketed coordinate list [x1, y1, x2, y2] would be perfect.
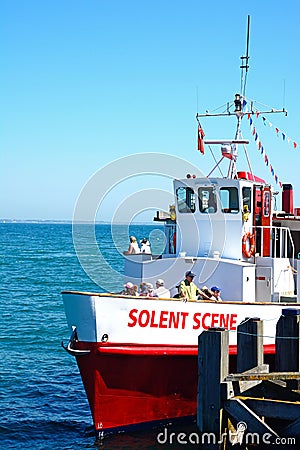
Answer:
[61, 18, 300, 438]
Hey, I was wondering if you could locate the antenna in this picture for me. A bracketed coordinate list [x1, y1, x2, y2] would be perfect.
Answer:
[240, 15, 250, 98]
[195, 15, 287, 180]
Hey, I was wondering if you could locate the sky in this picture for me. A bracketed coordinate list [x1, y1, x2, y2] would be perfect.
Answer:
[1, 0, 300, 221]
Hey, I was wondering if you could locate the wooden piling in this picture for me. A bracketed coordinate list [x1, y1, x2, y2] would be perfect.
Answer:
[197, 327, 229, 448]
[276, 308, 300, 389]
[197, 312, 300, 448]
[237, 317, 263, 373]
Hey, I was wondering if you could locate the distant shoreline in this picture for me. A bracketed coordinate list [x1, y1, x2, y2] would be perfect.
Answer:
[0, 219, 159, 225]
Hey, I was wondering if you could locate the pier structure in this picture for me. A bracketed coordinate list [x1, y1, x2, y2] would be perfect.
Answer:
[197, 309, 300, 449]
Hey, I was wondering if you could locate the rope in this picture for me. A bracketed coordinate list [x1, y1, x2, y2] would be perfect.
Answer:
[231, 330, 300, 340]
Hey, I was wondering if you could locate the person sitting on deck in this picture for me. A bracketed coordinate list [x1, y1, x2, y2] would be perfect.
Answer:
[146, 283, 156, 297]
[139, 282, 149, 296]
[140, 238, 151, 254]
[154, 279, 170, 298]
[119, 282, 138, 296]
[210, 286, 222, 301]
[198, 286, 215, 300]
[123, 236, 140, 255]
[178, 271, 201, 302]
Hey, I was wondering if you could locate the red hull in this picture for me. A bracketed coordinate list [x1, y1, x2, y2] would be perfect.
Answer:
[74, 341, 276, 433]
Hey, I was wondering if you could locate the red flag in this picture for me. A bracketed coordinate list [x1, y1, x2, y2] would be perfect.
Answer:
[197, 124, 205, 154]
[221, 145, 237, 161]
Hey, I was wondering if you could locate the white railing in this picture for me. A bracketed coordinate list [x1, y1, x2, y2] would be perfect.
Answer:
[254, 225, 295, 260]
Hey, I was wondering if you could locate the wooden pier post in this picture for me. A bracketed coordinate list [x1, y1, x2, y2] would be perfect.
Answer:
[237, 317, 263, 373]
[197, 327, 229, 448]
[276, 308, 300, 389]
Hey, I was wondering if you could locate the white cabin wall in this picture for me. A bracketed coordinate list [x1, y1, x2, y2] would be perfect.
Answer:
[256, 256, 295, 298]
[174, 178, 254, 261]
[140, 256, 256, 302]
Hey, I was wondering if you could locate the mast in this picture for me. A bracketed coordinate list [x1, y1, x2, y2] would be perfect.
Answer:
[196, 15, 286, 180]
[240, 15, 250, 99]
[227, 15, 251, 179]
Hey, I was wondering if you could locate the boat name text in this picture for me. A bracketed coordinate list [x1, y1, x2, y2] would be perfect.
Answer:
[127, 308, 237, 330]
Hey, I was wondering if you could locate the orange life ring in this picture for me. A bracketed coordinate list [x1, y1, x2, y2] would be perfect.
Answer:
[242, 232, 255, 258]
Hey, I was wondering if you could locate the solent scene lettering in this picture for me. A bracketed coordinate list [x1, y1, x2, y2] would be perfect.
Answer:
[127, 308, 237, 330]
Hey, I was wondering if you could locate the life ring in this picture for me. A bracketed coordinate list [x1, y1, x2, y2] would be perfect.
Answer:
[242, 232, 255, 258]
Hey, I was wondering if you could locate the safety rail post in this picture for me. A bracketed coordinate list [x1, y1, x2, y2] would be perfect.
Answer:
[197, 327, 229, 449]
[276, 308, 300, 390]
[237, 317, 263, 373]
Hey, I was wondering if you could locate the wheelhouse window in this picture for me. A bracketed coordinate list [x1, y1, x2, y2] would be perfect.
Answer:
[242, 187, 252, 212]
[176, 187, 196, 213]
[220, 187, 239, 213]
[198, 187, 217, 213]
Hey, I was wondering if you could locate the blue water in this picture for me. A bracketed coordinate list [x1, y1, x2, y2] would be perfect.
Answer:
[1, 223, 198, 449]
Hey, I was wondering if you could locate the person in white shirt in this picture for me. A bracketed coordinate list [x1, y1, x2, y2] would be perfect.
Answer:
[123, 236, 140, 255]
[154, 279, 170, 298]
[140, 238, 151, 254]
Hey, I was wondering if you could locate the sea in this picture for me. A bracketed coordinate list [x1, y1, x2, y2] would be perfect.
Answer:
[0, 223, 198, 450]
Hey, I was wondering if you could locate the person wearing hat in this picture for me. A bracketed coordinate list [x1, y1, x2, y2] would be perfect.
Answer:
[154, 279, 170, 298]
[210, 286, 222, 301]
[178, 271, 201, 302]
[120, 282, 138, 296]
[140, 238, 151, 254]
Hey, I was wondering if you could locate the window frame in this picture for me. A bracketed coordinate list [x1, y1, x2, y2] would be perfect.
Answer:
[176, 186, 196, 214]
[219, 187, 239, 214]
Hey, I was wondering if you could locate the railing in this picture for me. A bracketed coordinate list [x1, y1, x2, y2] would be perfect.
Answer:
[254, 225, 295, 260]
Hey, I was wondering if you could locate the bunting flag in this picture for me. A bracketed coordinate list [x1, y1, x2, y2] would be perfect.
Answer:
[258, 115, 298, 149]
[247, 115, 283, 188]
[197, 124, 205, 155]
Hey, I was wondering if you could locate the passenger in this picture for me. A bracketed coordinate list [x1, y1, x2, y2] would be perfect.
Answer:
[178, 271, 201, 302]
[154, 279, 170, 298]
[132, 284, 139, 296]
[146, 283, 156, 297]
[120, 282, 137, 296]
[123, 236, 140, 255]
[198, 286, 215, 300]
[140, 238, 151, 254]
[139, 282, 149, 296]
[210, 286, 222, 301]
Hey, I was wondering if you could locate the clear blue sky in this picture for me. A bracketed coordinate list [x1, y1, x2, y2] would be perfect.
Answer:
[1, 0, 299, 221]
